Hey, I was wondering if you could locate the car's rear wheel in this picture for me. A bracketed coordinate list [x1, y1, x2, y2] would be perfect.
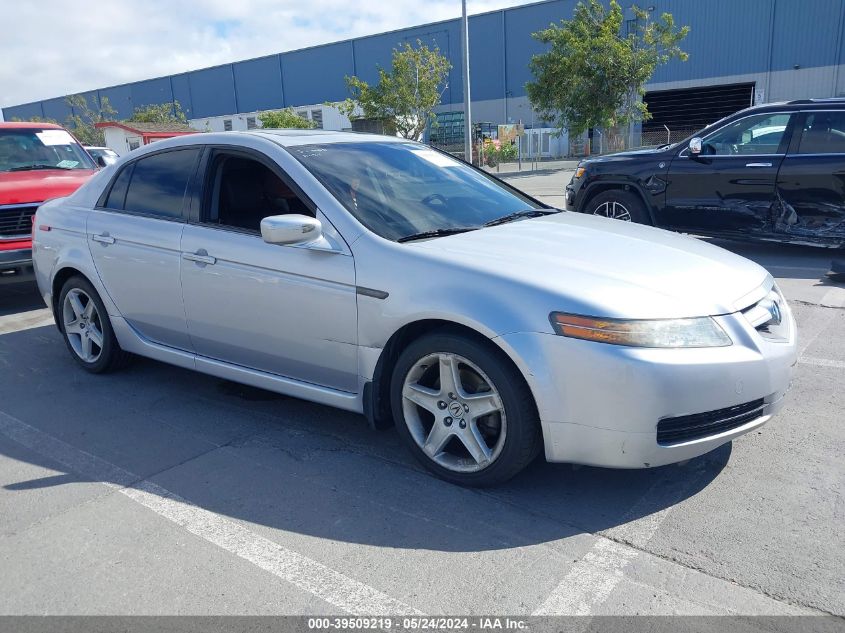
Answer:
[59, 276, 129, 373]
[391, 331, 541, 487]
[588, 190, 649, 224]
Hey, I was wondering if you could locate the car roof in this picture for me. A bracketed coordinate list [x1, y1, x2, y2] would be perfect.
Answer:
[248, 129, 407, 146]
[118, 129, 411, 157]
[0, 121, 66, 130]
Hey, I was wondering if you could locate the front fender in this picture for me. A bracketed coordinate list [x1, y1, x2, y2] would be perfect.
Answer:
[578, 177, 662, 224]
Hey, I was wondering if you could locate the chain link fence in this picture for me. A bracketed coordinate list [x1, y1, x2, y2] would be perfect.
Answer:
[568, 125, 700, 157]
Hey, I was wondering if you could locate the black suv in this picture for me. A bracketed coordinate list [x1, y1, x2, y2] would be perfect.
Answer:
[565, 98, 845, 248]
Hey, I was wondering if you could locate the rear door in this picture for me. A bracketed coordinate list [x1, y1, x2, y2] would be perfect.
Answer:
[663, 112, 795, 235]
[88, 147, 201, 350]
[775, 110, 845, 243]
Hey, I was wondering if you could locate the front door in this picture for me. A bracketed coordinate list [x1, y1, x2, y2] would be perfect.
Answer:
[179, 149, 359, 392]
[662, 112, 794, 235]
[88, 147, 200, 350]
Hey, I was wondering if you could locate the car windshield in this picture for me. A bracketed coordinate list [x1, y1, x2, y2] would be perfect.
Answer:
[288, 141, 547, 241]
[0, 128, 96, 172]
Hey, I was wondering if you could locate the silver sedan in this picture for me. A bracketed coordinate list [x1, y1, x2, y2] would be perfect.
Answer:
[32, 131, 797, 486]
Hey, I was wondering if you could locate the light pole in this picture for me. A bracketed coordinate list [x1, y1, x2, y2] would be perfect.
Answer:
[461, 0, 472, 163]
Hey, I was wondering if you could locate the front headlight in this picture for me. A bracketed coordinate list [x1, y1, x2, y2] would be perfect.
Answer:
[574, 165, 586, 179]
[549, 313, 732, 348]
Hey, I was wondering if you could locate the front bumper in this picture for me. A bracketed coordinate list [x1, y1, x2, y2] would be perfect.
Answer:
[499, 308, 797, 468]
[564, 184, 576, 210]
[0, 248, 34, 285]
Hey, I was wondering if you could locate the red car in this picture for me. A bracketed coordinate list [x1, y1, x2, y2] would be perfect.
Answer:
[1, 122, 97, 284]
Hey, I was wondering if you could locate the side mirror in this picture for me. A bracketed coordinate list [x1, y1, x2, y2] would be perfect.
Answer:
[689, 137, 703, 155]
[95, 155, 108, 168]
[260, 214, 322, 246]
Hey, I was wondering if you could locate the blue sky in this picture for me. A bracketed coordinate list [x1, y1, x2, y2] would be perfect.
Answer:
[0, 0, 539, 113]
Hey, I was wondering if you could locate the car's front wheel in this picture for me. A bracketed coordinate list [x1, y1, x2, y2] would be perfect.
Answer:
[391, 331, 541, 487]
[588, 190, 649, 224]
[59, 276, 129, 373]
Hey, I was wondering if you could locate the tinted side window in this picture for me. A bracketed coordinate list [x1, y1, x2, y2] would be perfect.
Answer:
[123, 149, 200, 220]
[797, 112, 845, 154]
[702, 113, 791, 156]
[104, 163, 133, 210]
[204, 152, 313, 232]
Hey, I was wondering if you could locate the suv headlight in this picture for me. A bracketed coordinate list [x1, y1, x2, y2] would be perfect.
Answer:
[550, 313, 732, 348]
[574, 164, 586, 178]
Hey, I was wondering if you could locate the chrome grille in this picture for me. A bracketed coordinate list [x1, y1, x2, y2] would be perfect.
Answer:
[0, 204, 37, 238]
[742, 287, 789, 341]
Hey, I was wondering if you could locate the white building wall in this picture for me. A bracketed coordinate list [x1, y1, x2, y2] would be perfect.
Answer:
[102, 128, 142, 156]
[189, 104, 352, 133]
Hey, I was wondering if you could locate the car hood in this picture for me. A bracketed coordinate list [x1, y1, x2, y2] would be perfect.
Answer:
[409, 212, 770, 319]
[0, 169, 95, 205]
[582, 146, 673, 165]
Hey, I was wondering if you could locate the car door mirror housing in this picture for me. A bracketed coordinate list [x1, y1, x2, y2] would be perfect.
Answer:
[689, 137, 703, 155]
[260, 214, 323, 245]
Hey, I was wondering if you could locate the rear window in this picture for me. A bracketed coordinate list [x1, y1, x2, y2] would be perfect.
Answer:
[119, 149, 200, 220]
[0, 128, 96, 172]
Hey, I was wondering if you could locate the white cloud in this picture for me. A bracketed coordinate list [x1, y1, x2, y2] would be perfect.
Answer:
[0, 0, 538, 114]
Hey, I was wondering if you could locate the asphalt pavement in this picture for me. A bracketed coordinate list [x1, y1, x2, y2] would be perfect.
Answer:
[0, 171, 842, 618]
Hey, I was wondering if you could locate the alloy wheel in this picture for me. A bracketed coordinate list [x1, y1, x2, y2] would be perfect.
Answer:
[62, 288, 104, 363]
[593, 200, 632, 221]
[401, 352, 507, 473]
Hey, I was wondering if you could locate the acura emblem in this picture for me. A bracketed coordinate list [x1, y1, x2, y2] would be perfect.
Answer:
[769, 300, 782, 326]
[761, 297, 782, 326]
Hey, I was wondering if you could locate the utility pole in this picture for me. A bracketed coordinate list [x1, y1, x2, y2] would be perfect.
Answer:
[461, 0, 472, 164]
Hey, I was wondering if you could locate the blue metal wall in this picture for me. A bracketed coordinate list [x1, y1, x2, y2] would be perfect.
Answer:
[5, 0, 845, 122]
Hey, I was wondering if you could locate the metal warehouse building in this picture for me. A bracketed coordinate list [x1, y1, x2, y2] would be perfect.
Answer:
[5, 0, 845, 152]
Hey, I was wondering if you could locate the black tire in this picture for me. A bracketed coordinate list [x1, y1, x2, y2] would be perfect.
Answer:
[586, 189, 650, 224]
[390, 330, 542, 487]
[58, 276, 130, 373]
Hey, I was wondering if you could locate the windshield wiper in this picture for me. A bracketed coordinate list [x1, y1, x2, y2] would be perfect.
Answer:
[397, 227, 477, 243]
[8, 164, 73, 171]
[483, 208, 560, 228]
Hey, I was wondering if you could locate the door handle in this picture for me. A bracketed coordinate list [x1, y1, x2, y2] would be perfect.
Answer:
[745, 162, 773, 168]
[182, 250, 216, 265]
[91, 233, 115, 245]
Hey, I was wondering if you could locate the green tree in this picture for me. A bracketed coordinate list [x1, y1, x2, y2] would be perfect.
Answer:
[340, 41, 451, 140]
[128, 101, 188, 124]
[9, 115, 58, 124]
[64, 94, 117, 145]
[526, 0, 689, 136]
[257, 108, 316, 129]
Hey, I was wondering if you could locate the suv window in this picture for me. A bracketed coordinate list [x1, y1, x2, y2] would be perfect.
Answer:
[122, 149, 200, 220]
[797, 112, 845, 154]
[702, 113, 791, 156]
[203, 152, 312, 232]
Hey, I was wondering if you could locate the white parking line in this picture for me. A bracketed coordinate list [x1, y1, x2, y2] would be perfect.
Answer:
[0, 308, 53, 335]
[0, 411, 422, 616]
[532, 538, 638, 615]
[820, 286, 845, 309]
[799, 356, 845, 369]
[533, 465, 714, 617]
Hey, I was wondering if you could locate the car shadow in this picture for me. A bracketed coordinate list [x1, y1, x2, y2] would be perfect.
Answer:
[705, 238, 845, 281]
[0, 324, 729, 553]
[0, 280, 44, 317]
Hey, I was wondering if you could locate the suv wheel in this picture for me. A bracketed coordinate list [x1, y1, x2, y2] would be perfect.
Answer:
[391, 330, 541, 487]
[588, 190, 649, 224]
[59, 276, 130, 373]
